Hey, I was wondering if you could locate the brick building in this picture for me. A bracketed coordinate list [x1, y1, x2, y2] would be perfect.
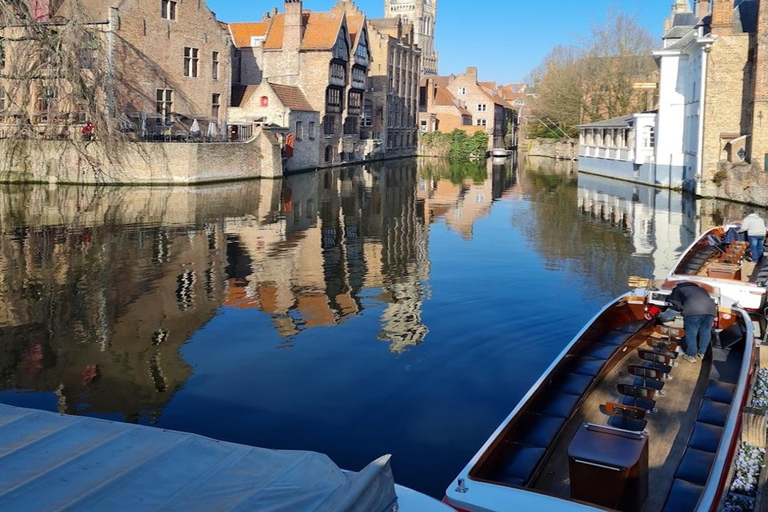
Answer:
[20, 0, 233, 135]
[384, 0, 438, 76]
[249, 0, 371, 167]
[366, 16, 421, 157]
[418, 67, 517, 150]
[229, 82, 319, 171]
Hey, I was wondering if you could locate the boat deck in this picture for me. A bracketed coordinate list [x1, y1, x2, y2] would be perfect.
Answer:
[532, 325, 742, 512]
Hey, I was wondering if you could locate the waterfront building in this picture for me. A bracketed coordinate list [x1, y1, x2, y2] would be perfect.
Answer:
[418, 68, 517, 150]
[384, 0, 438, 76]
[1, 0, 232, 137]
[366, 16, 421, 157]
[243, 0, 372, 167]
[579, 0, 768, 200]
[577, 114, 659, 184]
[419, 78, 476, 135]
[229, 82, 320, 172]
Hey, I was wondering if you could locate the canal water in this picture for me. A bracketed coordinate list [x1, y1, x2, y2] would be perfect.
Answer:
[0, 156, 752, 498]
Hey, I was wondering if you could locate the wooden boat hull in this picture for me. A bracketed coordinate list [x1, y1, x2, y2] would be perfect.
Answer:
[444, 293, 756, 512]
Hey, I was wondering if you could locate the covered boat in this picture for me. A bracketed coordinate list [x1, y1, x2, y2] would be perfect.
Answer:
[668, 224, 768, 314]
[444, 289, 755, 512]
[0, 404, 452, 512]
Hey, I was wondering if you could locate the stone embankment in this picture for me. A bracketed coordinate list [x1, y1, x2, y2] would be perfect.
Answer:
[522, 138, 578, 161]
[702, 163, 768, 206]
[0, 128, 282, 185]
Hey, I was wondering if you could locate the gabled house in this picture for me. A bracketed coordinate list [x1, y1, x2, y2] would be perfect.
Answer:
[229, 82, 319, 171]
[259, 0, 371, 166]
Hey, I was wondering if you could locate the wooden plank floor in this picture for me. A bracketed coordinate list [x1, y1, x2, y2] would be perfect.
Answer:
[533, 335, 712, 512]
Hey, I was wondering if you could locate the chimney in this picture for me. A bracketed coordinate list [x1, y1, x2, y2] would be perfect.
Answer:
[711, 0, 732, 36]
[466, 66, 478, 81]
[696, 0, 710, 18]
[283, 0, 303, 53]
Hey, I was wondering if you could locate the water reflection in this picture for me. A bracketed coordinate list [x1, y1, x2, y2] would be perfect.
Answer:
[0, 155, 751, 498]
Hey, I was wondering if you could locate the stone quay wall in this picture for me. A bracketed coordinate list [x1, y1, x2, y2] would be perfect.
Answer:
[523, 138, 578, 160]
[0, 129, 282, 185]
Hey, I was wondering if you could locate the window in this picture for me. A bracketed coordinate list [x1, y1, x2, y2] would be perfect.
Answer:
[323, 115, 336, 135]
[212, 51, 219, 80]
[0, 87, 6, 112]
[296, 121, 303, 141]
[420, 120, 428, 132]
[211, 93, 220, 118]
[183, 47, 199, 78]
[308, 122, 316, 140]
[156, 88, 173, 124]
[363, 104, 373, 127]
[35, 86, 56, 123]
[260, 96, 268, 107]
[161, 0, 177, 20]
[458, 87, 466, 95]
[477, 104, 487, 112]
[475, 119, 487, 127]
[0, 38, 5, 69]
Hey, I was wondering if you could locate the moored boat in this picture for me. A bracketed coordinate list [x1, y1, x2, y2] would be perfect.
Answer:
[444, 289, 756, 512]
[667, 224, 768, 315]
[0, 403, 453, 512]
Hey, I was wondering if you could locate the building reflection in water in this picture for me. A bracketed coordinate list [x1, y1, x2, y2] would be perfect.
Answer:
[0, 159, 521, 421]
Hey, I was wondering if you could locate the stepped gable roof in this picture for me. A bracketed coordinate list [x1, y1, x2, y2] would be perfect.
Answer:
[270, 84, 316, 112]
[228, 21, 270, 48]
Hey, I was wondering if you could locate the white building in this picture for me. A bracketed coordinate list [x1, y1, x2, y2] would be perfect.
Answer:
[577, 113, 658, 184]
[652, 5, 713, 192]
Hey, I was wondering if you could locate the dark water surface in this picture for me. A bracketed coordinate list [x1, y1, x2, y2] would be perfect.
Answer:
[0, 156, 747, 497]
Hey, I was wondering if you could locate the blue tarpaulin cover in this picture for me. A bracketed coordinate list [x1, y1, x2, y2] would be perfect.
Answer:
[0, 404, 397, 512]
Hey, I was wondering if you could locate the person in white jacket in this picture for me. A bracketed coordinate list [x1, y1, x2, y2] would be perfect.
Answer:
[739, 210, 767, 261]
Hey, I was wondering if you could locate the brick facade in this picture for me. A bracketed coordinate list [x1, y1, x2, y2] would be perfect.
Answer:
[367, 17, 421, 157]
[384, 0, 438, 76]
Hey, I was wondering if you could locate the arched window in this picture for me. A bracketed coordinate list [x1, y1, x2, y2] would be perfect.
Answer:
[260, 96, 268, 108]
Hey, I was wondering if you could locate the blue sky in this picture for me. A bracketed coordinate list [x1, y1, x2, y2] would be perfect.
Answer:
[208, 0, 670, 84]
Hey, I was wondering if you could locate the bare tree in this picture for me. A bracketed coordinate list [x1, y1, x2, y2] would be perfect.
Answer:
[0, 0, 128, 178]
[527, 10, 658, 137]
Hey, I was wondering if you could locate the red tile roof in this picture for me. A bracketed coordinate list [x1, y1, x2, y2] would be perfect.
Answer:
[270, 83, 316, 112]
[229, 22, 270, 48]
[264, 12, 345, 51]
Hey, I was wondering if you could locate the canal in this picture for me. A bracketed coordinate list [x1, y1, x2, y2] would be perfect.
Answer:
[0, 156, 753, 498]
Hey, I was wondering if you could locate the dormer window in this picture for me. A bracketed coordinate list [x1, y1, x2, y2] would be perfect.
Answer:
[161, 0, 177, 20]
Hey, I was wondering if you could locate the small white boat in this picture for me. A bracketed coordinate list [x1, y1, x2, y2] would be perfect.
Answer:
[444, 290, 755, 512]
[667, 224, 768, 314]
[491, 148, 510, 157]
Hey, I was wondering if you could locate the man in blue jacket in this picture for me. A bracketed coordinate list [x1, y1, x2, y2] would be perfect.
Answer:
[668, 282, 718, 364]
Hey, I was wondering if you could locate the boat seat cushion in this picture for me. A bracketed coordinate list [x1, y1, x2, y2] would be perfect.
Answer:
[536, 393, 580, 419]
[516, 413, 565, 448]
[570, 357, 605, 377]
[697, 400, 730, 427]
[583, 343, 617, 360]
[704, 381, 736, 404]
[599, 331, 634, 346]
[675, 448, 715, 486]
[557, 374, 593, 396]
[719, 323, 744, 349]
[614, 320, 648, 334]
[661, 479, 704, 512]
[689, 423, 723, 453]
[496, 444, 546, 483]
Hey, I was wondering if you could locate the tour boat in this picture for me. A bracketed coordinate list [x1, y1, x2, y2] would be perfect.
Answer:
[443, 288, 756, 512]
[667, 224, 768, 315]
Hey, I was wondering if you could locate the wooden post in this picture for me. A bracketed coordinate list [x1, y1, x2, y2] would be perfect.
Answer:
[743, 407, 768, 448]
